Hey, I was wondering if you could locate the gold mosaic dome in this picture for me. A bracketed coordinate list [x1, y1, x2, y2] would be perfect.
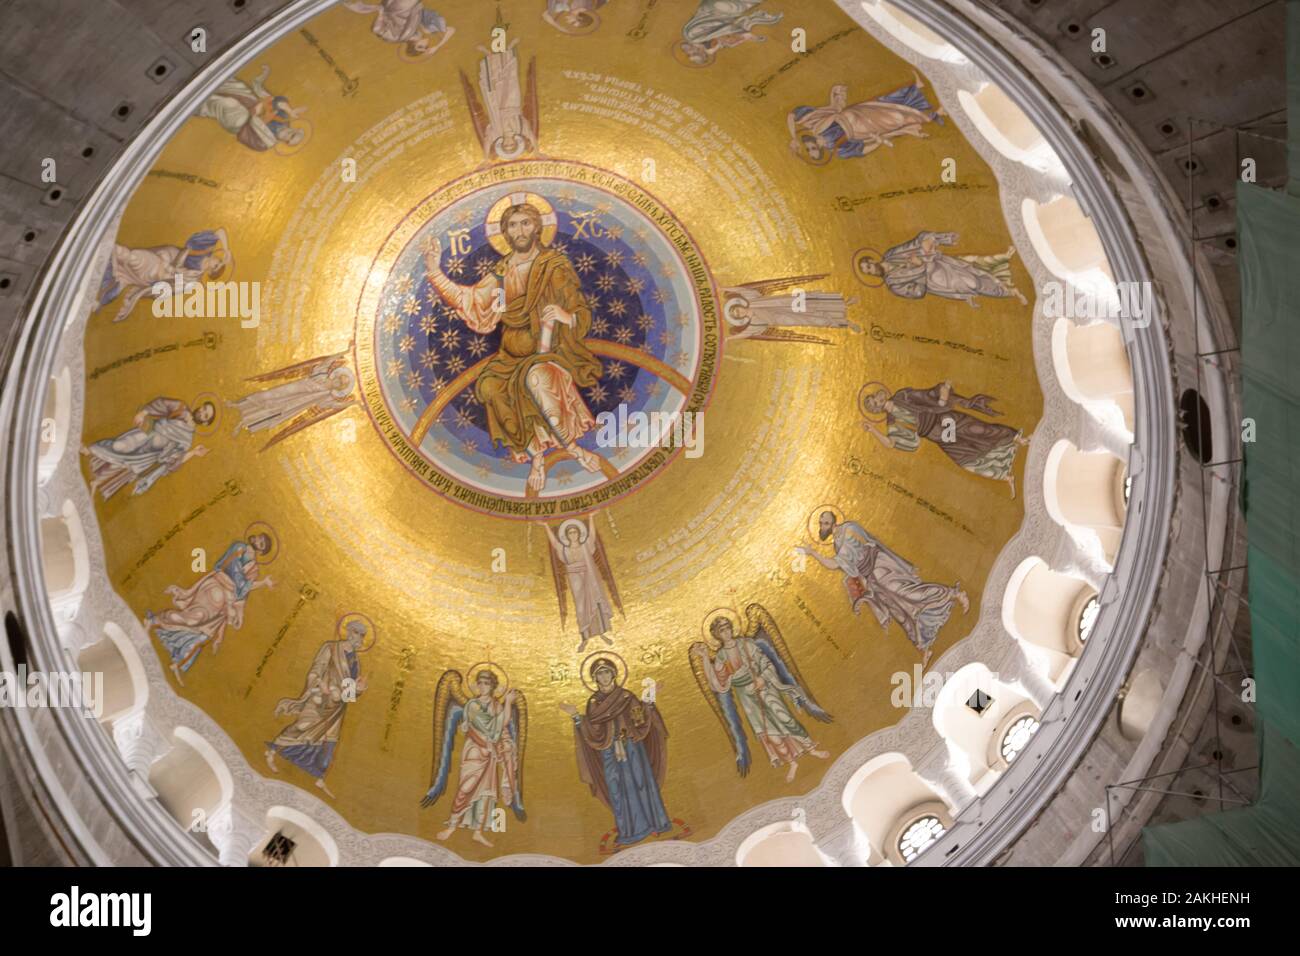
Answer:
[80, 0, 1047, 863]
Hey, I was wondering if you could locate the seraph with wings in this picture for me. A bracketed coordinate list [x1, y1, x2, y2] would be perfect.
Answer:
[545, 518, 624, 635]
[722, 274, 859, 344]
[419, 670, 527, 822]
[690, 603, 833, 776]
[460, 40, 539, 163]
[231, 346, 358, 452]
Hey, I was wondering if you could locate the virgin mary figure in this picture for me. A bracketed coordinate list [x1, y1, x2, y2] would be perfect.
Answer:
[560, 659, 672, 848]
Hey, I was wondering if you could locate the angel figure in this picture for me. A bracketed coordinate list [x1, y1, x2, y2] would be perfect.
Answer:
[690, 604, 832, 782]
[722, 274, 860, 345]
[230, 347, 357, 450]
[460, 41, 539, 163]
[420, 668, 526, 848]
[544, 516, 623, 652]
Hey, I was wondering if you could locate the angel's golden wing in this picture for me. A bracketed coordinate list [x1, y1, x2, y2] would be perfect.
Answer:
[460, 68, 488, 151]
[730, 274, 830, 298]
[592, 529, 624, 617]
[425, 669, 469, 798]
[689, 642, 730, 738]
[258, 400, 357, 452]
[523, 56, 540, 146]
[546, 533, 569, 630]
[244, 349, 349, 384]
[510, 690, 528, 803]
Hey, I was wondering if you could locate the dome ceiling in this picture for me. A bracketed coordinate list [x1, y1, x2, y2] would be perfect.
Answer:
[79, 0, 1042, 862]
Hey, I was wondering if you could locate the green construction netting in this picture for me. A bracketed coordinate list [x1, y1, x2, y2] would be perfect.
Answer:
[1141, 168, 1300, 867]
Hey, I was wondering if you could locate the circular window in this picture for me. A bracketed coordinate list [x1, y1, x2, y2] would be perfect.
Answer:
[898, 814, 946, 863]
[999, 714, 1041, 763]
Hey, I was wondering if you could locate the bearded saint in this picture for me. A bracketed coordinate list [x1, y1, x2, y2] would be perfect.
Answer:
[798, 511, 969, 668]
[425, 203, 604, 493]
[789, 76, 943, 161]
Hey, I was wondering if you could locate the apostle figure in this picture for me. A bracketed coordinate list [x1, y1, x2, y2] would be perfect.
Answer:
[723, 275, 860, 344]
[145, 533, 275, 685]
[559, 658, 672, 848]
[230, 350, 357, 450]
[421, 669, 527, 848]
[860, 381, 1029, 497]
[544, 516, 623, 652]
[856, 231, 1028, 307]
[789, 75, 944, 163]
[543, 0, 607, 35]
[97, 228, 231, 323]
[265, 617, 371, 799]
[82, 397, 213, 499]
[690, 605, 832, 782]
[343, 0, 454, 57]
[426, 200, 604, 493]
[196, 65, 307, 152]
[797, 511, 968, 668]
[678, 0, 783, 65]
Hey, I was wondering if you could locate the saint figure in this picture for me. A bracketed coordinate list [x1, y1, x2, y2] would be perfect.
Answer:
[195, 65, 307, 152]
[343, 1, 454, 56]
[82, 397, 214, 499]
[265, 618, 371, 799]
[856, 231, 1028, 306]
[789, 75, 944, 163]
[145, 533, 274, 685]
[797, 511, 968, 668]
[559, 658, 672, 848]
[678, 0, 783, 65]
[97, 228, 231, 323]
[861, 382, 1029, 496]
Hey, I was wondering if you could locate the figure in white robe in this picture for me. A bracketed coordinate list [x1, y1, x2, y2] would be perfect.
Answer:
[82, 397, 214, 499]
[230, 350, 357, 449]
[678, 0, 783, 65]
[421, 669, 527, 848]
[343, 0, 454, 56]
[461, 43, 539, 161]
[196, 65, 307, 152]
[857, 231, 1028, 307]
[789, 76, 944, 163]
[723, 274, 860, 343]
[545, 516, 623, 652]
[97, 228, 231, 323]
[798, 510, 969, 667]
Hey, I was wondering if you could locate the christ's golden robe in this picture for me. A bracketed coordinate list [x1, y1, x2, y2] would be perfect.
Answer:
[434, 247, 602, 459]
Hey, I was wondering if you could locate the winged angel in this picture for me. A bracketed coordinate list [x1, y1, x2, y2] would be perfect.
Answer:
[722, 274, 860, 345]
[420, 668, 527, 848]
[690, 604, 832, 782]
[545, 516, 624, 652]
[460, 41, 539, 163]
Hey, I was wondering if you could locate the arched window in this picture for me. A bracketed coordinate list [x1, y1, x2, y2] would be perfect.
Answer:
[897, 813, 946, 863]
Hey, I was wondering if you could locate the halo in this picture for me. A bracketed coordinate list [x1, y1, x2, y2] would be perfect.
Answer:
[852, 248, 886, 288]
[581, 651, 627, 692]
[337, 611, 377, 652]
[796, 132, 834, 167]
[722, 295, 753, 330]
[857, 381, 892, 424]
[327, 365, 356, 400]
[484, 191, 558, 255]
[557, 517, 588, 545]
[191, 392, 222, 435]
[273, 118, 312, 156]
[671, 40, 714, 68]
[243, 521, 280, 565]
[701, 607, 743, 644]
[546, 10, 600, 36]
[464, 660, 511, 696]
[807, 504, 845, 544]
